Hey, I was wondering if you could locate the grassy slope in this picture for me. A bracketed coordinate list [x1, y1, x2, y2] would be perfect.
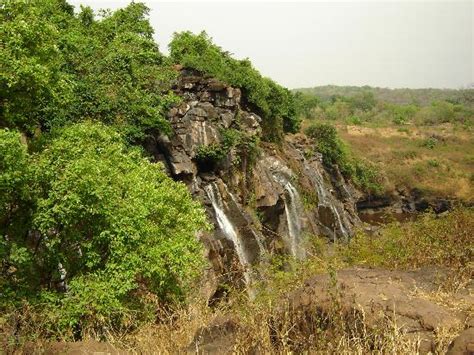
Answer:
[336, 122, 474, 200]
[298, 85, 474, 201]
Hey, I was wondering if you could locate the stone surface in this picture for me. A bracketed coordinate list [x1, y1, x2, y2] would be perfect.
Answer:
[447, 328, 474, 355]
[148, 68, 362, 296]
[285, 267, 470, 354]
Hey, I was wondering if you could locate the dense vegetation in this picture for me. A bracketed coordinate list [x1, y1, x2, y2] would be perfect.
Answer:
[1, 0, 472, 351]
[0, 0, 213, 337]
[0, 0, 305, 340]
[297, 85, 474, 107]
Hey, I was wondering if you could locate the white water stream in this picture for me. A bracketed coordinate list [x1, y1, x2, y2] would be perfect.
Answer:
[204, 183, 252, 287]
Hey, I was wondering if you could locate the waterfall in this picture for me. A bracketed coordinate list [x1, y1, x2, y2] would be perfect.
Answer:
[271, 171, 305, 259]
[305, 159, 351, 240]
[204, 183, 252, 286]
[227, 190, 266, 255]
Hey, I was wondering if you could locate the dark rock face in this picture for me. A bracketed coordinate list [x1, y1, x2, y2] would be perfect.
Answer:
[147, 68, 361, 293]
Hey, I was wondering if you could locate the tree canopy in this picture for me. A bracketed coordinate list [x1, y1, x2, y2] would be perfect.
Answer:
[1, 123, 207, 333]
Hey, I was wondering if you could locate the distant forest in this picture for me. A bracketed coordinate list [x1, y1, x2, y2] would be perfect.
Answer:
[295, 85, 474, 107]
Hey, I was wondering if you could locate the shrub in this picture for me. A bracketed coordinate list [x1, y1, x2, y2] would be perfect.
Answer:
[421, 137, 438, 149]
[346, 115, 362, 125]
[305, 123, 382, 193]
[1, 122, 208, 337]
[304, 123, 353, 175]
[0, 2, 178, 141]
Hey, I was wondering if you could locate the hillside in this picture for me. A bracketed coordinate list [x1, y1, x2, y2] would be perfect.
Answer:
[295, 85, 474, 107]
[1, 2, 472, 354]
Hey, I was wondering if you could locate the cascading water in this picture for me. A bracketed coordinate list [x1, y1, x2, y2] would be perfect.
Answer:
[204, 183, 252, 286]
[304, 158, 351, 240]
[270, 169, 305, 259]
[227, 190, 266, 255]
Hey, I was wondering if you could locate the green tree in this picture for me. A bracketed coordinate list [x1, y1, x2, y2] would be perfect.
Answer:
[1, 123, 208, 334]
[1, 1, 178, 141]
[0, 1, 75, 133]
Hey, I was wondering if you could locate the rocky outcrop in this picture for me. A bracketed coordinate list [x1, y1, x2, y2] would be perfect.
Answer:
[186, 267, 473, 354]
[285, 267, 472, 354]
[147, 68, 361, 293]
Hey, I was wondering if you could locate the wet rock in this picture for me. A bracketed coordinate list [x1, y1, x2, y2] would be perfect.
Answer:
[148, 68, 362, 294]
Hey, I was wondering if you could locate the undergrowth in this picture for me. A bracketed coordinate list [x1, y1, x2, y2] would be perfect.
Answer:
[2, 208, 471, 353]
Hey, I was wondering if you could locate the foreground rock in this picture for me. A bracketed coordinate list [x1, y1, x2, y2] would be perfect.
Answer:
[190, 267, 473, 353]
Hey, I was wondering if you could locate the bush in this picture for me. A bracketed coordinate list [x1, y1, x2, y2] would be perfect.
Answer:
[305, 123, 382, 193]
[0, 2, 178, 141]
[304, 123, 352, 173]
[421, 137, 438, 149]
[0, 122, 208, 337]
[346, 115, 362, 125]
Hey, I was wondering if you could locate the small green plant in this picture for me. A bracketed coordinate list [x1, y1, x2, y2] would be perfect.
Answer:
[427, 159, 440, 168]
[421, 137, 438, 149]
[346, 115, 362, 125]
[195, 143, 227, 164]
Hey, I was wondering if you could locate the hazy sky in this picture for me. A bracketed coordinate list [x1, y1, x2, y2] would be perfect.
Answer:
[68, 1, 473, 89]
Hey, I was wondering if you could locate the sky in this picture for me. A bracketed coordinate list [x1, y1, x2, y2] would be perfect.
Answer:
[68, 1, 473, 89]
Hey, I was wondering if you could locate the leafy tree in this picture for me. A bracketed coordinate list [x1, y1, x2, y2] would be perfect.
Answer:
[0, 1, 75, 133]
[65, 2, 179, 142]
[348, 91, 376, 112]
[1, 122, 208, 334]
[1, 1, 178, 141]
[294, 92, 321, 119]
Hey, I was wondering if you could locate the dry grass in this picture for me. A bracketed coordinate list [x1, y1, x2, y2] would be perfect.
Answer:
[337, 123, 474, 200]
[3, 209, 472, 354]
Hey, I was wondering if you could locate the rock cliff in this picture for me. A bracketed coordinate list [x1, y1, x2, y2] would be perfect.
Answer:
[145, 68, 361, 294]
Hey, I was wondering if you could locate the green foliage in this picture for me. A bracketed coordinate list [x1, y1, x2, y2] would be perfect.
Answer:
[347, 90, 376, 112]
[346, 115, 362, 125]
[421, 137, 438, 149]
[304, 123, 351, 172]
[0, 130, 35, 295]
[305, 123, 382, 194]
[351, 160, 383, 195]
[1, 1, 178, 141]
[195, 128, 260, 170]
[387, 104, 418, 125]
[195, 143, 227, 165]
[1, 122, 208, 335]
[169, 31, 299, 141]
[294, 92, 320, 119]
[0, 1, 75, 132]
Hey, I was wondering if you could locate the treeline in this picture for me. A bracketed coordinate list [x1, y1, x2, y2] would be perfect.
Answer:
[293, 88, 474, 126]
[296, 85, 474, 107]
[0, 1, 301, 338]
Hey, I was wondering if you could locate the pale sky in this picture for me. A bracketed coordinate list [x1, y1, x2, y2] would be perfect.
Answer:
[68, 1, 473, 89]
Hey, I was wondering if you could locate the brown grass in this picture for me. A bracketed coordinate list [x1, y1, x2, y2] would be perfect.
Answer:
[337, 123, 474, 200]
